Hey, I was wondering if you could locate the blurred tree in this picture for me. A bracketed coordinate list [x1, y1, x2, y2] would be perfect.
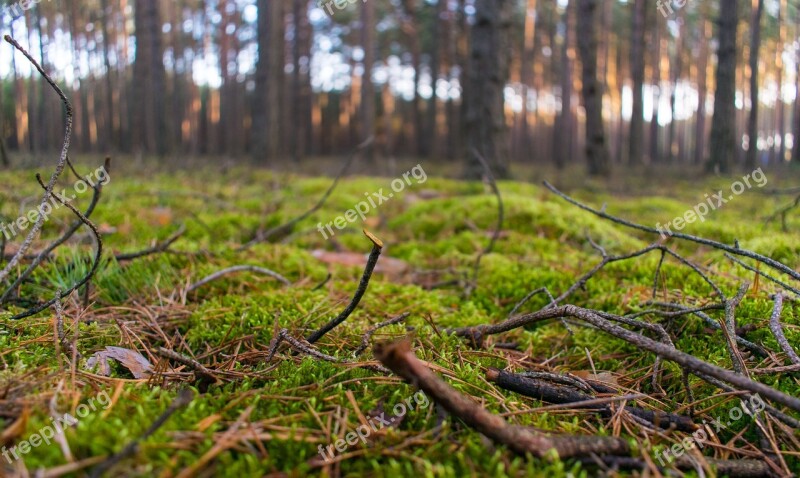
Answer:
[464, 0, 513, 179]
[133, 0, 167, 155]
[577, 0, 610, 176]
[708, 0, 739, 173]
[745, 0, 764, 170]
[629, 0, 645, 166]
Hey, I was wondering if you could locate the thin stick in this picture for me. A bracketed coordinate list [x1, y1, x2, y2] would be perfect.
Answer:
[239, 136, 374, 250]
[9, 173, 104, 320]
[0, 36, 72, 285]
[768, 293, 800, 365]
[465, 148, 504, 296]
[269, 328, 389, 374]
[156, 347, 219, 385]
[186, 265, 291, 293]
[1, 158, 108, 305]
[306, 230, 383, 344]
[115, 224, 186, 262]
[353, 312, 410, 356]
[543, 181, 800, 283]
[726, 253, 800, 297]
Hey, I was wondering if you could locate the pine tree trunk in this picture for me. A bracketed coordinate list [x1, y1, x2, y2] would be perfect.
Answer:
[576, 0, 610, 176]
[628, 0, 645, 166]
[745, 0, 764, 170]
[463, 0, 512, 179]
[707, 0, 739, 173]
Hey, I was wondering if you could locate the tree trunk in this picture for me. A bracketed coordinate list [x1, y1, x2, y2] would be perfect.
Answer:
[707, 0, 738, 173]
[133, 0, 167, 155]
[553, 0, 573, 169]
[628, 0, 645, 166]
[463, 0, 513, 179]
[520, 0, 538, 162]
[745, 0, 764, 171]
[649, 14, 661, 164]
[361, 0, 376, 162]
[576, 0, 610, 176]
[694, 15, 710, 165]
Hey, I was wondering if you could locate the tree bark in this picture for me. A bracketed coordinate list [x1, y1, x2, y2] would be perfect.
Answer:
[707, 0, 739, 173]
[745, 0, 764, 171]
[628, 0, 646, 166]
[576, 0, 611, 176]
[463, 0, 513, 179]
[133, 0, 167, 155]
[361, 0, 376, 162]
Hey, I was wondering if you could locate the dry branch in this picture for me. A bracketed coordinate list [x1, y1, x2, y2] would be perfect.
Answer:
[0, 158, 108, 306]
[239, 136, 374, 250]
[115, 224, 186, 262]
[0, 36, 73, 286]
[450, 304, 800, 413]
[544, 181, 800, 284]
[768, 293, 800, 365]
[465, 148, 504, 296]
[186, 264, 291, 293]
[374, 339, 630, 459]
[353, 312, 410, 356]
[8, 173, 104, 321]
[486, 368, 697, 432]
[306, 230, 383, 344]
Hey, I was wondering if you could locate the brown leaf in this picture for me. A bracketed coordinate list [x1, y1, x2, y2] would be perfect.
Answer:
[311, 250, 409, 275]
[86, 346, 153, 379]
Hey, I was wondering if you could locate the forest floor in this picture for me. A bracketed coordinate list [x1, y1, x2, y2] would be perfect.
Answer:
[1, 159, 799, 477]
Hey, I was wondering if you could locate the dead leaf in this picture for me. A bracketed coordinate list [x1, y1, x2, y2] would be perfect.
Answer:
[311, 250, 409, 276]
[86, 346, 153, 379]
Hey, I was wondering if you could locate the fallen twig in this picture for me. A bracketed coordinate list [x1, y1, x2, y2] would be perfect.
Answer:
[465, 148, 504, 297]
[353, 312, 410, 356]
[156, 346, 220, 387]
[543, 181, 800, 283]
[186, 264, 291, 293]
[239, 136, 374, 250]
[374, 339, 630, 459]
[486, 368, 697, 432]
[768, 293, 800, 366]
[8, 173, 104, 321]
[268, 328, 389, 373]
[450, 304, 800, 413]
[115, 224, 186, 262]
[306, 230, 383, 344]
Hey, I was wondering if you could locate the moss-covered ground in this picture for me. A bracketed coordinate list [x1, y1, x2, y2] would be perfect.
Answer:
[0, 159, 798, 477]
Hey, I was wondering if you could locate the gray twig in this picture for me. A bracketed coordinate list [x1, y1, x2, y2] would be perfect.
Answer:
[768, 293, 800, 365]
[187, 265, 291, 293]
